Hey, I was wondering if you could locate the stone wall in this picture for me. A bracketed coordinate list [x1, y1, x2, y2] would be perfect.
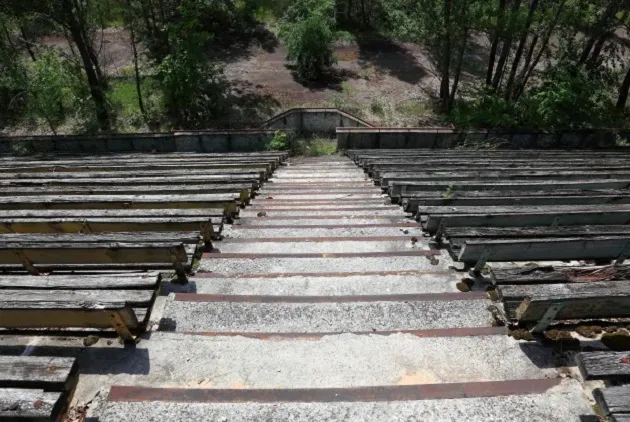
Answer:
[337, 127, 630, 149]
[261, 108, 372, 134]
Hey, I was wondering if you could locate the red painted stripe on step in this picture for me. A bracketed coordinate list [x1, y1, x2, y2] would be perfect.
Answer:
[260, 191, 378, 195]
[202, 251, 440, 258]
[247, 207, 400, 212]
[254, 198, 385, 202]
[231, 223, 418, 229]
[108, 378, 560, 403]
[223, 236, 417, 243]
[173, 292, 486, 303]
[236, 216, 405, 221]
[194, 270, 451, 278]
[179, 327, 508, 339]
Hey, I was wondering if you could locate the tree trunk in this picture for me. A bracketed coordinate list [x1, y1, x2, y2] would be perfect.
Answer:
[578, 1, 620, 65]
[440, 0, 452, 111]
[492, 0, 522, 90]
[617, 65, 630, 111]
[512, 33, 538, 98]
[61, 0, 111, 132]
[515, 0, 565, 100]
[126, 0, 146, 119]
[486, 0, 507, 85]
[449, 35, 468, 112]
[504, 0, 538, 99]
[19, 27, 37, 61]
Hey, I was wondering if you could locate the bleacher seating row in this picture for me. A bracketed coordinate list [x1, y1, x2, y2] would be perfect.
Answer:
[0, 150, 288, 420]
[348, 148, 630, 416]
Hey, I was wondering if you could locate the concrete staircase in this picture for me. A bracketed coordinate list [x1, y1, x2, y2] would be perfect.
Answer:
[99, 156, 595, 421]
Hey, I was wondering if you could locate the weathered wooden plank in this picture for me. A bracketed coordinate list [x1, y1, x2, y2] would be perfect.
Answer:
[0, 209, 224, 218]
[0, 218, 219, 241]
[1, 289, 154, 306]
[0, 162, 271, 173]
[404, 194, 630, 210]
[0, 151, 288, 163]
[0, 169, 267, 181]
[0, 194, 239, 213]
[0, 356, 77, 390]
[0, 242, 189, 265]
[577, 352, 630, 381]
[0, 232, 201, 244]
[446, 226, 630, 239]
[424, 211, 630, 234]
[490, 265, 630, 285]
[419, 204, 630, 217]
[0, 273, 160, 290]
[0, 184, 253, 197]
[499, 280, 630, 321]
[594, 385, 630, 417]
[390, 179, 630, 197]
[0, 388, 65, 421]
[458, 237, 630, 264]
[0, 175, 259, 188]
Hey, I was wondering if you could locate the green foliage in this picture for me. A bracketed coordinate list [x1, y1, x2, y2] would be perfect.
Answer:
[0, 17, 27, 128]
[308, 139, 337, 156]
[266, 130, 290, 150]
[450, 86, 521, 129]
[279, 0, 336, 81]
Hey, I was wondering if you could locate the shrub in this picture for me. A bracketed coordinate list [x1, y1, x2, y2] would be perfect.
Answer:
[267, 130, 290, 150]
[279, 0, 336, 81]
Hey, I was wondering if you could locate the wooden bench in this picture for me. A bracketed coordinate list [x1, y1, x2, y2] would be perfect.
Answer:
[0, 356, 78, 421]
[0, 161, 274, 173]
[0, 241, 190, 280]
[490, 264, 630, 285]
[0, 209, 222, 242]
[0, 194, 240, 218]
[594, 385, 630, 422]
[0, 273, 161, 340]
[458, 236, 630, 272]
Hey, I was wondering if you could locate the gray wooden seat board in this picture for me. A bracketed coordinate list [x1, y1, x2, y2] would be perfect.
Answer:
[0, 356, 78, 420]
[0, 161, 273, 173]
[0, 273, 161, 290]
[389, 179, 630, 198]
[458, 237, 630, 271]
[0, 232, 203, 245]
[0, 169, 268, 182]
[370, 164, 630, 177]
[490, 265, 630, 285]
[0, 194, 240, 215]
[497, 280, 630, 322]
[0, 175, 259, 189]
[380, 170, 630, 187]
[423, 210, 630, 234]
[0, 184, 253, 204]
[403, 193, 630, 211]
[577, 352, 630, 381]
[0, 151, 288, 163]
[446, 226, 630, 251]
[594, 385, 630, 421]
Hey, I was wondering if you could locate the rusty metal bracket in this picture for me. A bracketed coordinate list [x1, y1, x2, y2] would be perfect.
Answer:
[170, 248, 188, 284]
[109, 312, 134, 341]
[79, 220, 93, 234]
[473, 247, 492, 273]
[14, 249, 40, 275]
[531, 302, 564, 334]
[200, 222, 214, 247]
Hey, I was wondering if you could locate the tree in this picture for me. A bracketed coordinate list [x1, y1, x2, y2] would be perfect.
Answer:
[279, 0, 336, 81]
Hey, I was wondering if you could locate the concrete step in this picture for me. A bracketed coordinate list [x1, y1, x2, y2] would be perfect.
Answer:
[216, 239, 430, 254]
[100, 379, 593, 422]
[168, 272, 460, 295]
[234, 217, 409, 226]
[252, 194, 385, 200]
[160, 292, 492, 333]
[223, 226, 424, 238]
[246, 204, 396, 211]
[239, 209, 405, 217]
[198, 254, 449, 274]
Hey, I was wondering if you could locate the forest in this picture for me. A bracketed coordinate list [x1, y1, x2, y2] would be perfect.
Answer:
[1, 0, 630, 134]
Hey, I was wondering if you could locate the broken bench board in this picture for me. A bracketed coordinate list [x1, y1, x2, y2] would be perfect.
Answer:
[458, 236, 630, 265]
[497, 280, 630, 321]
[594, 385, 630, 420]
[423, 210, 630, 234]
[490, 265, 630, 285]
[0, 388, 66, 421]
[577, 352, 630, 381]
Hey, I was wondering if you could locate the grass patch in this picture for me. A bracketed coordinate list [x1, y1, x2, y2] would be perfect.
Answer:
[291, 137, 337, 156]
[107, 76, 164, 131]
